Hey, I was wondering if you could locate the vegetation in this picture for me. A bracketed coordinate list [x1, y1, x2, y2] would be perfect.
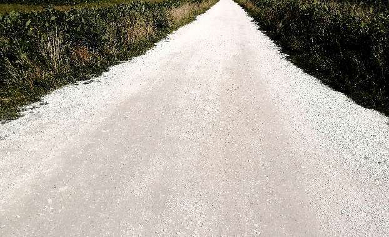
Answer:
[0, 0, 217, 121]
[236, 0, 389, 116]
[0, 0, 166, 14]
[0, 0, 138, 5]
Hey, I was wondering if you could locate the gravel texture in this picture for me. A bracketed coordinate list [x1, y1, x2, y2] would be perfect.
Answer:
[1, 0, 389, 236]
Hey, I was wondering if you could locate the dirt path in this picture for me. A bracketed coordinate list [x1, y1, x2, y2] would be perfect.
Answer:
[1, 0, 389, 236]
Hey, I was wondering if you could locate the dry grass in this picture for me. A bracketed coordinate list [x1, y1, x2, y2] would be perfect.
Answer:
[169, 0, 216, 26]
[45, 27, 63, 72]
[170, 3, 194, 24]
[72, 46, 91, 63]
[127, 20, 155, 44]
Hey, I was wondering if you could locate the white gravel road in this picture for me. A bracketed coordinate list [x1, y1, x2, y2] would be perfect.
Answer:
[1, 0, 389, 236]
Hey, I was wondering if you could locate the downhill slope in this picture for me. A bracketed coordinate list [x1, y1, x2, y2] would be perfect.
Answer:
[1, 0, 389, 236]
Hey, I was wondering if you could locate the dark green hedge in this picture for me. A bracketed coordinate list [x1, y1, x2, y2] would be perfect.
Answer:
[0, 0, 217, 120]
[236, 0, 389, 116]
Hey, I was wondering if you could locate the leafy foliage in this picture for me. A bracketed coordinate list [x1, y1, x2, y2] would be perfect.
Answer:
[236, 0, 389, 116]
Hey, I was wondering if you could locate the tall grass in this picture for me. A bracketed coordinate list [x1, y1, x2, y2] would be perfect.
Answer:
[236, 0, 389, 116]
[0, 0, 218, 121]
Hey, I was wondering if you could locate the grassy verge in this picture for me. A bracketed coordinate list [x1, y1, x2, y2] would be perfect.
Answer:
[235, 0, 389, 116]
[0, 0, 218, 121]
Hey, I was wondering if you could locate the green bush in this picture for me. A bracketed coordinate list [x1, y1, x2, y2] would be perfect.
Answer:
[236, 0, 389, 116]
[0, 0, 217, 120]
